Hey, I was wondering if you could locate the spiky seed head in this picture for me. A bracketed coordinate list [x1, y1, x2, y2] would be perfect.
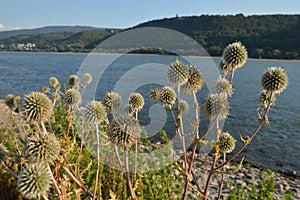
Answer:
[129, 93, 144, 112]
[167, 59, 188, 87]
[102, 91, 122, 114]
[5, 94, 16, 110]
[222, 41, 248, 70]
[65, 88, 81, 106]
[85, 101, 106, 123]
[149, 88, 161, 102]
[83, 73, 92, 84]
[187, 66, 205, 92]
[261, 67, 288, 94]
[218, 131, 236, 153]
[203, 93, 230, 120]
[215, 77, 234, 97]
[25, 131, 60, 163]
[179, 100, 189, 113]
[18, 163, 52, 200]
[68, 75, 80, 89]
[108, 115, 141, 149]
[160, 86, 176, 106]
[258, 90, 276, 109]
[219, 60, 232, 75]
[0, 143, 9, 162]
[49, 77, 59, 87]
[21, 92, 53, 123]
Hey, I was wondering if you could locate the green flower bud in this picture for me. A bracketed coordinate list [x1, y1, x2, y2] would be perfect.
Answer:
[83, 73, 92, 84]
[218, 131, 236, 153]
[215, 77, 234, 97]
[65, 88, 81, 106]
[167, 59, 188, 86]
[102, 91, 122, 114]
[160, 86, 176, 106]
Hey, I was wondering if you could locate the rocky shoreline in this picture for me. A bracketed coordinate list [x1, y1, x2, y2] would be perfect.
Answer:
[175, 153, 300, 199]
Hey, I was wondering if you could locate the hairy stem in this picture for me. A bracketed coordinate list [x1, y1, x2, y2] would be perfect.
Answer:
[124, 150, 136, 200]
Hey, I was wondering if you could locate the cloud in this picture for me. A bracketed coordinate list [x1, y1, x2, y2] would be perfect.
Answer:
[0, 23, 4, 29]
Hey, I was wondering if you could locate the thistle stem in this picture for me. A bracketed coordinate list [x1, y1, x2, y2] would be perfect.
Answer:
[215, 92, 273, 170]
[124, 150, 136, 200]
[0, 161, 19, 178]
[93, 123, 100, 199]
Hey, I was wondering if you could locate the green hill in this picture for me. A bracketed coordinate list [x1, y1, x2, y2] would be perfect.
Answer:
[0, 14, 299, 59]
[135, 14, 300, 59]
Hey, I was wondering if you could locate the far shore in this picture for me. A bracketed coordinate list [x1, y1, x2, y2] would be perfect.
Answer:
[0, 50, 300, 62]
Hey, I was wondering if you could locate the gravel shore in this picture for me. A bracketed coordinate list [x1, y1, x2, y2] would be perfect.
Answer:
[175, 153, 300, 199]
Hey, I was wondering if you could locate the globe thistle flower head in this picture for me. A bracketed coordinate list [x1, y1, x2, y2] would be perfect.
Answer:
[83, 73, 92, 84]
[167, 59, 188, 87]
[18, 163, 52, 200]
[187, 65, 205, 92]
[65, 88, 81, 106]
[0, 143, 9, 162]
[215, 77, 234, 97]
[85, 101, 106, 124]
[25, 131, 60, 163]
[68, 75, 80, 89]
[148, 88, 161, 102]
[159, 86, 177, 106]
[219, 60, 232, 75]
[261, 67, 288, 94]
[179, 100, 189, 113]
[21, 92, 53, 123]
[258, 90, 276, 109]
[5, 94, 16, 110]
[108, 115, 141, 150]
[102, 91, 122, 114]
[218, 131, 236, 153]
[49, 77, 59, 88]
[222, 41, 248, 70]
[203, 93, 230, 120]
[128, 92, 144, 112]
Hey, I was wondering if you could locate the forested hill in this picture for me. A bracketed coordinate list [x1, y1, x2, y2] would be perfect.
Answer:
[135, 14, 300, 59]
[0, 14, 299, 59]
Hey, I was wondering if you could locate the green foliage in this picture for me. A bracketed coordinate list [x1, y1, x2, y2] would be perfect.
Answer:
[227, 169, 275, 200]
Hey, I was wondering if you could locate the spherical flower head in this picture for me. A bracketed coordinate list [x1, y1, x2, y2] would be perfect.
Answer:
[148, 88, 161, 102]
[261, 67, 288, 94]
[222, 41, 248, 70]
[218, 131, 236, 153]
[49, 77, 59, 88]
[0, 143, 9, 162]
[68, 75, 80, 89]
[167, 59, 188, 87]
[65, 88, 81, 106]
[21, 92, 53, 123]
[203, 93, 230, 120]
[25, 131, 60, 163]
[85, 101, 106, 124]
[187, 65, 205, 92]
[5, 94, 16, 110]
[18, 163, 52, 200]
[159, 86, 177, 106]
[83, 73, 92, 84]
[214, 77, 234, 97]
[258, 90, 276, 109]
[179, 100, 189, 113]
[102, 91, 122, 114]
[219, 60, 232, 75]
[128, 92, 144, 112]
[108, 115, 141, 150]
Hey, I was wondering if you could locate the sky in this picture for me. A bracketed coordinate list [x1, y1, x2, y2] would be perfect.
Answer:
[0, 0, 299, 31]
